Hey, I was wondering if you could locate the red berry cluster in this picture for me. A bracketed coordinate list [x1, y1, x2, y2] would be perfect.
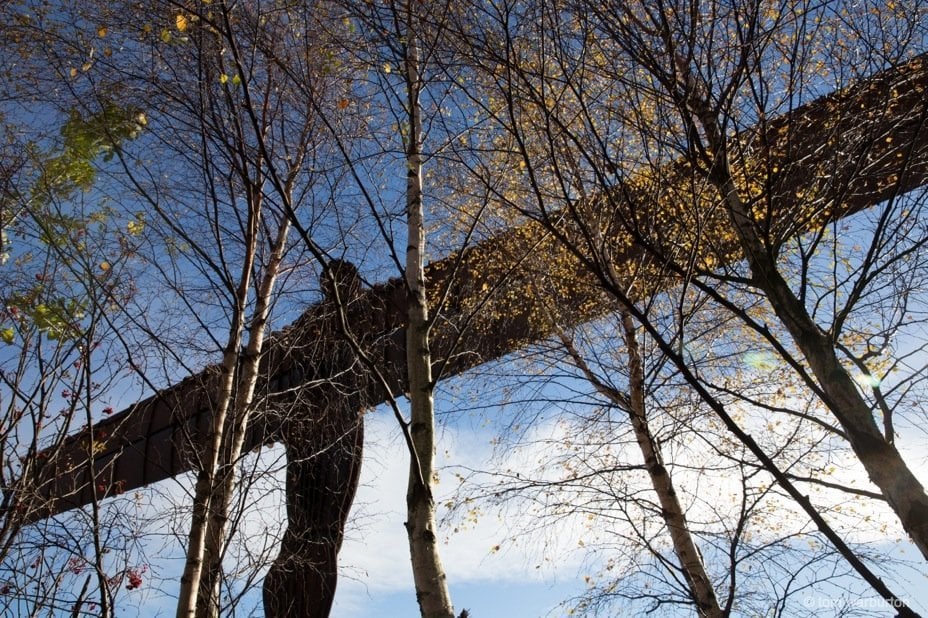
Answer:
[125, 566, 147, 591]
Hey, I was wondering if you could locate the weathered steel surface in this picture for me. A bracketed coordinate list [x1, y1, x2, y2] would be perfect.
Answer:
[25, 53, 928, 520]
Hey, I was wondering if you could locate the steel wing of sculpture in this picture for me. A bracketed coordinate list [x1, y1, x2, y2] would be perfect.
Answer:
[10, 53, 928, 616]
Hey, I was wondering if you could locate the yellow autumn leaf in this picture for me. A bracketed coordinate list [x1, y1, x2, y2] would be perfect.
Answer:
[100, 261, 111, 272]
[176, 14, 189, 32]
[69, 67, 78, 78]
[97, 25, 107, 37]
[219, 73, 229, 84]
[160, 28, 171, 43]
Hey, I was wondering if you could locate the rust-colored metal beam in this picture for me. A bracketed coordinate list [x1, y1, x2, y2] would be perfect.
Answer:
[23, 53, 928, 520]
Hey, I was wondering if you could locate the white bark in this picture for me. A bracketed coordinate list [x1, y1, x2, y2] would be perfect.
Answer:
[619, 312, 722, 617]
[557, 315, 722, 617]
[176, 181, 291, 618]
[401, 5, 455, 616]
[175, 201, 258, 618]
[196, 216, 292, 618]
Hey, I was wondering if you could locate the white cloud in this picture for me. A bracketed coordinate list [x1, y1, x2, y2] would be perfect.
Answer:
[334, 410, 588, 613]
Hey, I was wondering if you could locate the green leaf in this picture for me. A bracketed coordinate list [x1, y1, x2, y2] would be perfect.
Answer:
[32, 103, 147, 206]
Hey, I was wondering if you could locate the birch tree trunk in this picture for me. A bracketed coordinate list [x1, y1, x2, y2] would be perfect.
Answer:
[716, 169, 928, 560]
[619, 312, 722, 617]
[679, 66, 928, 561]
[175, 198, 260, 618]
[195, 216, 292, 618]
[401, 4, 456, 616]
[557, 313, 723, 617]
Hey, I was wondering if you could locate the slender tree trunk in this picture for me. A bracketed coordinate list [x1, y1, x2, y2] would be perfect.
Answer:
[82, 327, 114, 618]
[620, 312, 723, 617]
[682, 81, 928, 559]
[175, 201, 259, 618]
[719, 171, 928, 559]
[557, 314, 723, 617]
[402, 7, 455, 617]
[196, 216, 292, 618]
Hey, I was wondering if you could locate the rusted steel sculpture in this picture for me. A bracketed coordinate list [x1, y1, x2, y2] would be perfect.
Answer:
[262, 261, 368, 617]
[17, 54, 928, 616]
